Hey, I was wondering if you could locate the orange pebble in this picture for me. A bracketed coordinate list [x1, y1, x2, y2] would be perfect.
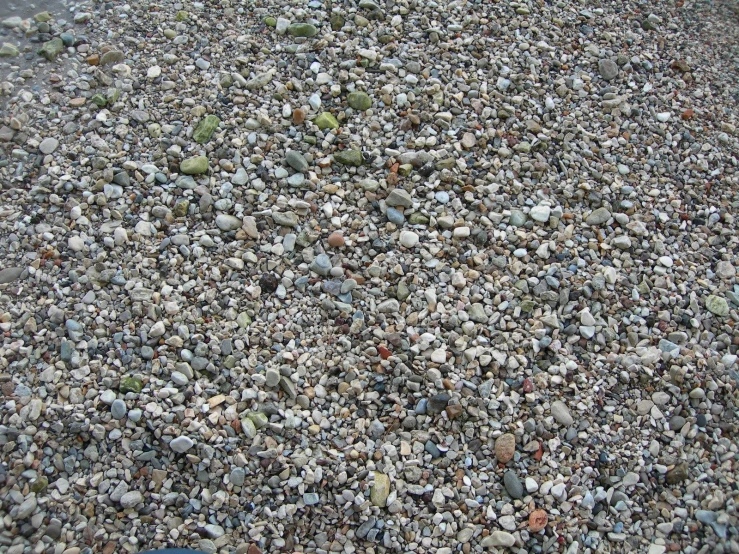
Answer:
[529, 509, 548, 533]
[327, 232, 345, 247]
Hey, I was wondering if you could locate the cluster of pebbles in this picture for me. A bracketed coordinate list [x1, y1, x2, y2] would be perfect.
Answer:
[1, 0, 739, 553]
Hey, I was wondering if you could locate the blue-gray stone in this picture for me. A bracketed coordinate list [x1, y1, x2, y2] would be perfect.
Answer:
[386, 207, 405, 225]
[295, 276, 310, 290]
[303, 492, 320, 506]
[338, 293, 353, 304]
[111, 399, 127, 419]
[415, 398, 427, 414]
[230, 468, 245, 487]
[60, 340, 74, 361]
[434, 191, 450, 204]
[221, 339, 233, 355]
[141, 346, 154, 360]
[696, 510, 727, 539]
[425, 440, 441, 458]
[310, 254, 332, 276]
[503, 470, 523, 499]
[66, 320, 83, 340]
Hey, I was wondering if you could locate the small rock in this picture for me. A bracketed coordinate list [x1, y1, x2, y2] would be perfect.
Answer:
[503, 470, 524, 499]
[706, 295, 729, 317]
[180, 156, 209, 175]
[170, 436, 194, 453]
[399, 231, 419, 248]
[598, 59, 619, 80]
[495, 433, 516, 463]
[585, 207, 611, 225]
[120, 491, 143, 509]
[529, 509, 548, 533]
[347, 91, 372, 111]
[551, 401, 574, 426]
[285, 150, 309, 172]
[370, 472, 391, 507]
[314, 112, 339, 130]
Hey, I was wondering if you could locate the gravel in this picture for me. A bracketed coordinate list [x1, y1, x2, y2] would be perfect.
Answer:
[1, 0, 739, 553]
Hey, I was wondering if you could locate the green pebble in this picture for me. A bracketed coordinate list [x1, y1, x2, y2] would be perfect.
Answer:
[91, 94, 107, 107]
[105, 87, 120, 104]
[398, 163, 413, 176]
[303, 136, 317, 145]
[435, 158, 455, 170]
[288, 23, 318, 38]
[334, 149, 363, 167]
[173, 199, 189, 218]
[163, 29, 177, 39]
[264, 16, 277, 27]
[180, 155, 209, 175]
[193, 115, 220, 144]
[34, 12, 52, 23]
[314, 112, 339, 130]
[330, 13, 345, 31]
[408, 212, 429, 225]
[237, 312, 252, 328]
[347, 91, 372, 111]
[175, 11, 189, 21]
[0, 43, 19, 57]
[39, 38, 64, 61]
[120, 377, 143, 394]
[30, 477, 48, 493]
[148, 123, 162, 138]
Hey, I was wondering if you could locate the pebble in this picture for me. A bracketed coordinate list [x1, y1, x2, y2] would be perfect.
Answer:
[503, 470, 524, 499]
[111, 399, 127, 419]
[495, 433, 516, 463]
[399, 231, 419, 248]
[170, 436, 194, 453]
[551, 401, 574, 426]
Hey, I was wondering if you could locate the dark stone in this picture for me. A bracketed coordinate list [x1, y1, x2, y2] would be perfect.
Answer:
[427, 393, 450, 414]
[260, 273, 279, 293]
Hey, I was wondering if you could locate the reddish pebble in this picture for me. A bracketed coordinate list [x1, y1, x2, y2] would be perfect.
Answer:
[681, 109, 694, 120]
[378, 345, 392, 359]
[522, 378, 534, 393]
[327, 232, 345, 247]
[529, 509, 548, 533]
[293, 109, 305, 124]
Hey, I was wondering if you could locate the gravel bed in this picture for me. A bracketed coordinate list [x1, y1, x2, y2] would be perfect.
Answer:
[1, 1, 739, 553]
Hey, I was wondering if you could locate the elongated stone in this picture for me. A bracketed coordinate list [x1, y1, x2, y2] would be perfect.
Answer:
[370, 472, 391, 507]
[193, 115, 220, 144]
[288, 23, 318, 37]
[334, 149, 363, 166]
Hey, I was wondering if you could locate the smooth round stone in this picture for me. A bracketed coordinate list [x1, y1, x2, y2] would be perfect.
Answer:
[100, 390, 116, 405]
[327, 232, 345, 247]
[503, 470, 523, 499]
[513, 248, 527, 258]
[435, 191, 450, 204]
[111, 399, 127, 419]
[399, 231, 419, 248]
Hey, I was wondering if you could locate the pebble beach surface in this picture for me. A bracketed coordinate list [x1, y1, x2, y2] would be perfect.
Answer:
[1, 1, 739, 554]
